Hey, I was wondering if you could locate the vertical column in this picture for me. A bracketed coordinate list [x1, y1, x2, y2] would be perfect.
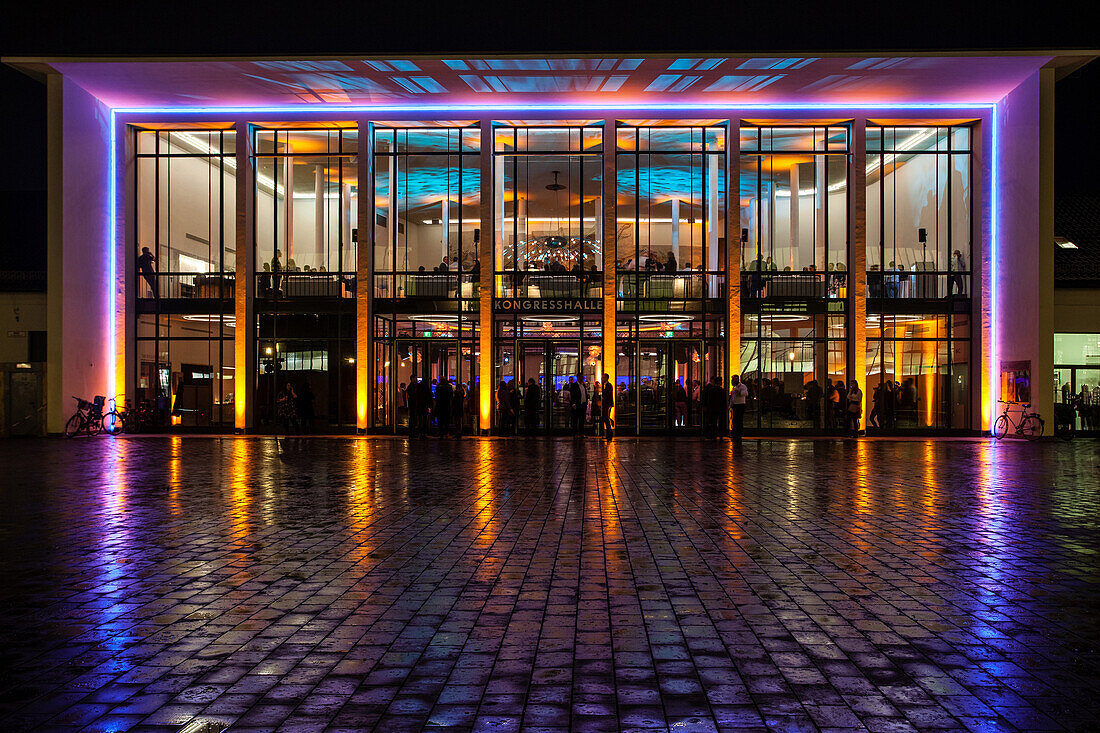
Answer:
[234, 120, 255, 431]
[603, 119, 617, 413]
[707, 154, 719, 294]
[789, 164, 800, 270]
[46, 73, 63, 433]
[479, 119, 495, 432]
[441, 196, 450, 262]
[671, 197, 680, 263]
[356, 120, 373, 432]
[314, 163, 325, 264]
[284, 145, 294, 263]
[1036, 68, 1056, 430]
[848, 119, 868, 429]
[726, 120, 740, 391]
[972, 110, 990, 431]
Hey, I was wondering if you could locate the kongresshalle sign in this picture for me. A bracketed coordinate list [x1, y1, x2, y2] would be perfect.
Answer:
[494, 298, 602, 312]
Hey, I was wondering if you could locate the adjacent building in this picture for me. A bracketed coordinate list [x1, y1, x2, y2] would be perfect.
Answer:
[4, 52, 1095, 434]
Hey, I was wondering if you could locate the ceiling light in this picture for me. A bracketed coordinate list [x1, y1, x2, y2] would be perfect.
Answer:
[1055, 237, 1078, 249]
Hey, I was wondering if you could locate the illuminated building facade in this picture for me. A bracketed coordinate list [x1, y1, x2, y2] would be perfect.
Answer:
[7, 52, 1093, 434]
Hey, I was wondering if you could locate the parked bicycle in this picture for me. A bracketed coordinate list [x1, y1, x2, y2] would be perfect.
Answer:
[993, 400, 1044, 441]
[101, 397, 132, 435]
[65, 396, 106, 438]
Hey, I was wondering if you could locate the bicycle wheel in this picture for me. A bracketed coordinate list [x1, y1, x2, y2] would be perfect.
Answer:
[102, 411, 123, 436]
[993, 415, 1009, 440]
[1021, 415, 1044, 441]
[64, 414, 84, 438]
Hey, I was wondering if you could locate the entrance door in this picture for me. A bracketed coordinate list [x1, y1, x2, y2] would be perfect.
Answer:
[633, 339, 704, 433]
[394, 340, 458, 432]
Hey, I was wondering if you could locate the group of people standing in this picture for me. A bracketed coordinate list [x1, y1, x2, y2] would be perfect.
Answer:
[866, 378, 918, 429]
[400, 378, 473, 438]
[497, 374, 615, 439]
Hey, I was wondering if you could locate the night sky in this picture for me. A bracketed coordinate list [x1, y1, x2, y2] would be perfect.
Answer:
[1, 0, 1097, 266]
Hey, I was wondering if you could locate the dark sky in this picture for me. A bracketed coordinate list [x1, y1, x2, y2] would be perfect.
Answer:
[1, 1, 1097, 198]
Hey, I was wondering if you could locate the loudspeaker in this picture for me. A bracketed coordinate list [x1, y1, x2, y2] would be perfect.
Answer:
[474, 228, 480, 243]
[741, 227, 749, 243]
[918, 227, 927, 243]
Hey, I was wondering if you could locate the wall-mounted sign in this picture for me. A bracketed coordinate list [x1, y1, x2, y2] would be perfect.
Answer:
[494, 298, 602, 313]
[7, 330, 27, 338]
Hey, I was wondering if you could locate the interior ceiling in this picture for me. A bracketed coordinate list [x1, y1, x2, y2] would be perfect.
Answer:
[39, 54, 1072, 109]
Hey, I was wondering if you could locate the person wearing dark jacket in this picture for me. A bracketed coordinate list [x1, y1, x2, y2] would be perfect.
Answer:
[702, 376, 725, 439]
[435, 378, 453, 437]
[568, 377, 583, 436]
[524, 378, 542, 433]
[601, 373, 614, 440]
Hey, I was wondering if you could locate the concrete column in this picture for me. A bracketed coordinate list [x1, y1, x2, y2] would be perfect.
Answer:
[441, 196, 450, 262]
[479, 119, 495, 432]
[314, 163, 324, 265]
[234, 120, 255, 431]
[848, 119, 868, 428]
[789, 164, 800, 270]
[283, 146, 294, 263]
[603, 119, 617, 413]
[671, 197, 680, 263]
[357, 121, 373, 431]
[1036, 67, 1056, 431]
[972, 110, 991, 431]
[46, 73, 62, 432]
[816, 157, 827, 271]
[726, 120, 741, 392]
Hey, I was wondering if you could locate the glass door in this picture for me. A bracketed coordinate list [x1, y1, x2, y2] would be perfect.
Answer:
[550, 341, 580, 431]
[517, 341, 549, 432]
[394, 340, 458, 432]
[638, 341, 669, 431]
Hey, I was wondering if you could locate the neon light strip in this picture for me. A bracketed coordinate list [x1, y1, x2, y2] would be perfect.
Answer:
[991, 106, 999, 431]
[109, 111, 117, 402]
[108, 101, 999, 434]
[113, 102, 994, 114]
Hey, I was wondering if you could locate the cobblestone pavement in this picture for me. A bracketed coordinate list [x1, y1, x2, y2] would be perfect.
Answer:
[0, 437, 1098, 733]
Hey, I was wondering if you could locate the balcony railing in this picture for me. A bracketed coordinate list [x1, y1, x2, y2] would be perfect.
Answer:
[257, 272, 355, 298]
[867, 270, 970, 299]
[616, 273, 725, 299]
[497, 272, 603, 299]
[741, 272, 835, 299]
[138, 272, 235, 299]
[373, 272, 481, 299]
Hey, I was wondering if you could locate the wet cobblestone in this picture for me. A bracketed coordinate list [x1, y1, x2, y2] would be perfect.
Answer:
[0, 437, 1097, 732]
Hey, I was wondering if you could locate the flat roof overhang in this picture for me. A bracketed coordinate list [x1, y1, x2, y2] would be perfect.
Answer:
[4, 52, 1096, 110]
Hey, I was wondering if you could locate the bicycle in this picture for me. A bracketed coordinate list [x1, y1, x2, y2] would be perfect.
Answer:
[65, 396, 106, 438]
[101, 397, 131, 436]
[993, 400, 1044, 441]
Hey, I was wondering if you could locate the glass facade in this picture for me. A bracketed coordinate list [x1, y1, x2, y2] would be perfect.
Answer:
[865, 125, 974, 431]
[1053, 332, 1100, 433]
[125, 116, 984, 435]
[134, 129, 237, 428]
[252, 128, 358, 430]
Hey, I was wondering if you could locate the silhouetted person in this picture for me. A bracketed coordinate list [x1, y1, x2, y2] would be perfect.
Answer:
[137, 247, 158, 298]
[277, 382, 299, 434]
[271, 250, 283, 295]
[702, 376, 724, 439]
[435, 377, 453, 437]
[601, 373, 614, 439]
[729, 375, 748, 442]
[846, 380, 863, 437]
[673, 378, 688, 427]
[524, 378, 541, 433]
[568, 377, 583, 436]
